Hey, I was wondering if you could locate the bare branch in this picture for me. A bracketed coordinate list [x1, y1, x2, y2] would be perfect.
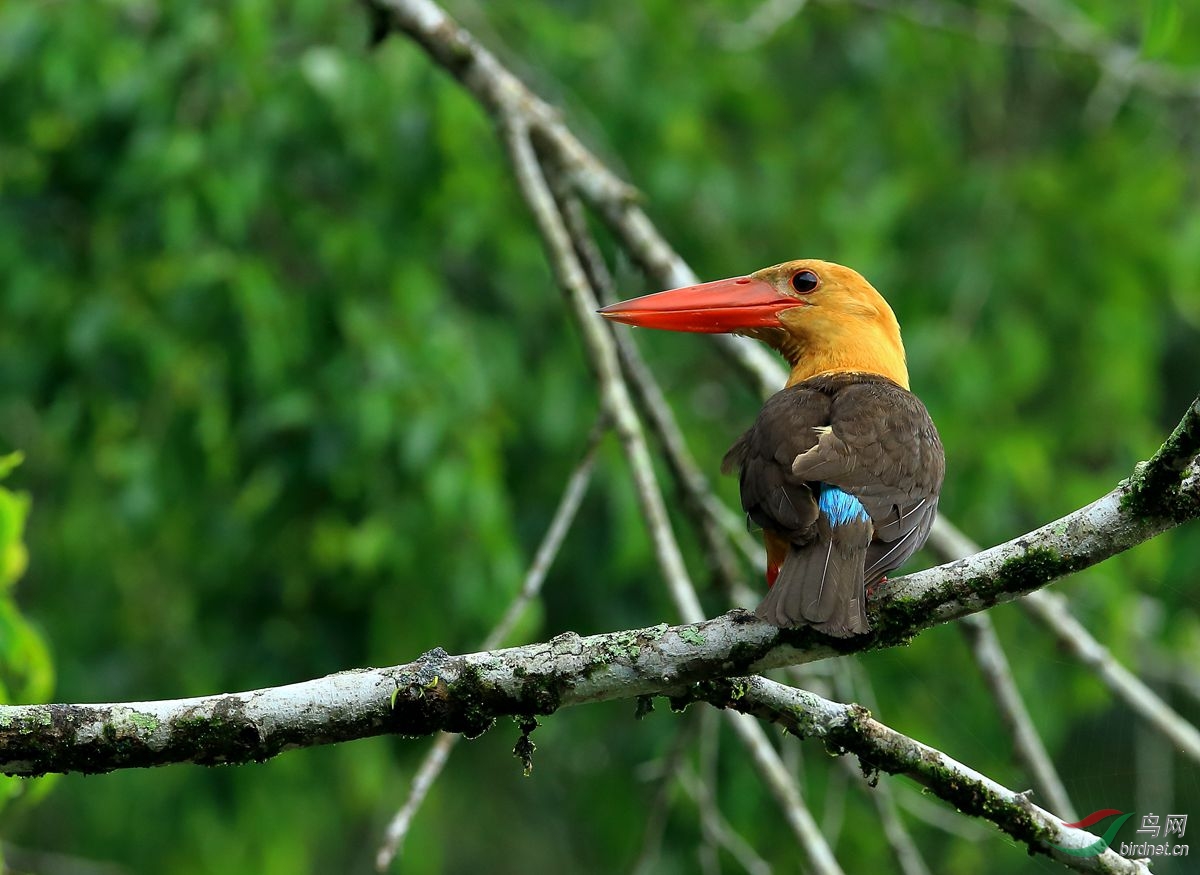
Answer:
[482, 40, 838, 867]
[689, 675, 1152, 875]
[930, 473, 1200, 769]
[500, 117, 705, 624]
[884, 458, 1200, 643]
[375, 732, 454, 870]
[1022, 588, 1200, 765]
[544, 169, 746, 597]
[893, 784, 993, 841]
[678, 765, 773, 875]
[846, 0, 1200, 102]
[371, 0, 787, 400]
[426, 13, 848, 863]
[844, 760, 931, 875]
[630, 716, 699, 875]
[6, 9, 1196, 873]
[835, 663, 932, 875]
[719, 0, 811, 50]
[958, 614, 1077, 820]
[2, 432, 1197, 871]
[929, 521, 1078, 820]
[480, 419, 606, 653]
[829, 0, 1052, 48]
[725, 710, 844, 875]
[1008, 0, 1200, 100]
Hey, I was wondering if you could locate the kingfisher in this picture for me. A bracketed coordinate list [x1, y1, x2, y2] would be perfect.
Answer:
[599, 259, 945, 636]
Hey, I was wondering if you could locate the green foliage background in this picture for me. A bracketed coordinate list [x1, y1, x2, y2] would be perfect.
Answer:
[1, 1, 1199, 872]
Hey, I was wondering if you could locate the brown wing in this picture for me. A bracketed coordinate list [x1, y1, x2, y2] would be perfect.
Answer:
[725, 374, 944, 582]
[789, 377, 945, 580]
[721, 383, 830, 547]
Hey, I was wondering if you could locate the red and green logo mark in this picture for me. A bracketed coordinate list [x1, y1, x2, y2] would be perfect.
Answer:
[1051, 809, 1134, 857]
[1052, 809, 1190, 858]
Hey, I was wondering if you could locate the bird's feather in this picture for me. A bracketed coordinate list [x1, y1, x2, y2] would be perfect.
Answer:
[725, 372, 944, 633]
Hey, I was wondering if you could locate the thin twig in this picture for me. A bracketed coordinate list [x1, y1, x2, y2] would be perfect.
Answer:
[847, 762, 932, 875]
[497, 81, 841, 867]
[545, 168, 745, 598]
[1022, 588, 1200, 764]
[678, 765, 773, 875]
[481, 418, 608, 652]
[375, 421, 606, 870]
[375, 732, 455, 870]
[927, 523, 1078, 820]
[837, 663, 931, 875]
[719, 0, 811, 50]
[929, 512, 1200, 767]
[724, 711, 843, 875]
[372, 0, 787, 400]
[958, 613, 1077, 820]
[630, 715, 701, 875]
[695, 706, 722, 874]
[501, 116, 704, 624]
[819, 755, 849, 847]
[1008, 0, 1200, 100]
[892, 784, 994, 841]
[1133, 598, 1174, 820]
[828, 0, 1053, 48]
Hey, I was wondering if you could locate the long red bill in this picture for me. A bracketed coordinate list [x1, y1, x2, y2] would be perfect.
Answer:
[597, 276, 801, 333]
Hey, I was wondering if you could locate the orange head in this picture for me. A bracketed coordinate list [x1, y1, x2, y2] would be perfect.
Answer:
[598, 259, 910, 389]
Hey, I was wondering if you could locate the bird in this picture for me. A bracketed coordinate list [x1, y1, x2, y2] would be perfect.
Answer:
[598, 259, 944, 636]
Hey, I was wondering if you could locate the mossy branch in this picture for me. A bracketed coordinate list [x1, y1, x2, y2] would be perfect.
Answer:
[3, 407, 1198, 779]
[1125, 393, 1200, 519]
[680, 676, 1151, 875]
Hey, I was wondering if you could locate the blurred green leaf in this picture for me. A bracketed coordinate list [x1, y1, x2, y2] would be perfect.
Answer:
[1142, 0, 1182, 58]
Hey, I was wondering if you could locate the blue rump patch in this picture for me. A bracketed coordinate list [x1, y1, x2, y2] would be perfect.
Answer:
[818, 486, 869, 526]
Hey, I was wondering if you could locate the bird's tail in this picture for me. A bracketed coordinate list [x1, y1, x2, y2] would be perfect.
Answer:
[755, 514, 872, 636]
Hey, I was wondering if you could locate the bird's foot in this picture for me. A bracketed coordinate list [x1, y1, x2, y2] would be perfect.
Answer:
[865, 575, 888, 599]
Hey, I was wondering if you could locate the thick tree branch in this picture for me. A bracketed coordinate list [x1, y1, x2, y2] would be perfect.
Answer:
[1127, 394, 1200, 518]
[3, 447, 1196, 873]
[4, 429, 1198, 778]
[882, 461, 1199, 644]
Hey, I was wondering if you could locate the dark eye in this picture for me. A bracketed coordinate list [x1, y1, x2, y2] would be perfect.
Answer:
[790, 269, 819, 294]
